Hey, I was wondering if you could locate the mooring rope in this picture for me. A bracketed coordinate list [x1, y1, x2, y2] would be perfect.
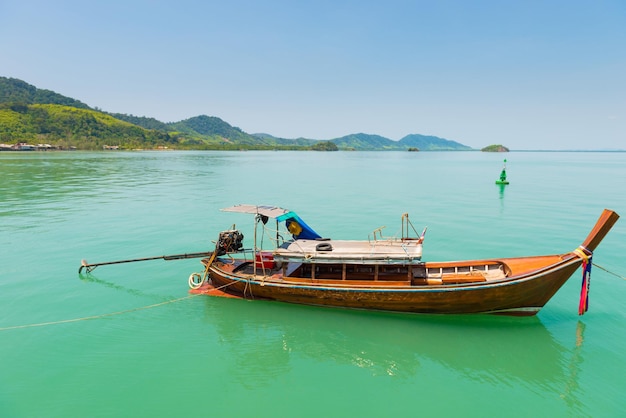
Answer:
[0, 294, 199, 332]
[593, 262, 626, 280]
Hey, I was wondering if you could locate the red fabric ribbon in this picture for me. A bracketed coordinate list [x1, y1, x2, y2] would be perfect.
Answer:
[578, 257, 592, 315]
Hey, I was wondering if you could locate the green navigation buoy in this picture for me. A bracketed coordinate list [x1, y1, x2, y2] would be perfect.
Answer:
[496, 159, 509, 185]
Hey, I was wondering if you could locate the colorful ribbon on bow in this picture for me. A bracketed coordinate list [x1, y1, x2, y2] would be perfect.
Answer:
[573, 246, 592, 315]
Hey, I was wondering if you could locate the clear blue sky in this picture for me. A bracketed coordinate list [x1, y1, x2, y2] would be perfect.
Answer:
[1, 0, 625, 150]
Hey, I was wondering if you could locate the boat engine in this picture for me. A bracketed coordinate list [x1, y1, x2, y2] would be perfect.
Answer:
[216, 229, 244, 255]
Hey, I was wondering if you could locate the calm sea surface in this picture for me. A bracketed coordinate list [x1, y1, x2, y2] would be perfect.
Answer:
[1, 150, 625, 417]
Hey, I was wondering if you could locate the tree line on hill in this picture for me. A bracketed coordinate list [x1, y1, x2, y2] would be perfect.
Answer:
[0, 76, 475, 151]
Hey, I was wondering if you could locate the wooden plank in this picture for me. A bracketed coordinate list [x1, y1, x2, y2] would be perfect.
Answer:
[279, 277, 411, 287]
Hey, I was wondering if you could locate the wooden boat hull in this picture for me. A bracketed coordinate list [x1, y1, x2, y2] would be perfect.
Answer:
[204, 255, 581, 316]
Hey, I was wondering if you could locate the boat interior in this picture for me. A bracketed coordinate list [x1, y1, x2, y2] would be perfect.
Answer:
[219, 253, 509, 287]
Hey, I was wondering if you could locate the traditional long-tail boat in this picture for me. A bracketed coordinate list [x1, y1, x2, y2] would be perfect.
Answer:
[191, 205, 619, 316]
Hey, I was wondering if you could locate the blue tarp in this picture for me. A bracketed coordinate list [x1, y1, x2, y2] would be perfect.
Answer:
[276, 211, 322, 240]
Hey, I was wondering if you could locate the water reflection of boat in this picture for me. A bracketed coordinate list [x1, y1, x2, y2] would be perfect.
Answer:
[200, 296, 576, 386]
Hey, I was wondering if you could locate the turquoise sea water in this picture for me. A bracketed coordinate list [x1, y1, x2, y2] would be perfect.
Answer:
[1, 150, 625, 417]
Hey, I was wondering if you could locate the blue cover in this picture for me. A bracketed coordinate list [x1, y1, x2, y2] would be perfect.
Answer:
[276, 211, 322, 240]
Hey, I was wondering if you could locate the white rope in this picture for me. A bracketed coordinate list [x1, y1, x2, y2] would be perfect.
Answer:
[0, 294, 198, 332]
[592, 262, 626, 280]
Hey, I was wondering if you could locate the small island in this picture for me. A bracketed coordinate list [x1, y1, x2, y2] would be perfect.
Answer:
[310, 141, 338, 151]
[481, 144, 510, 152]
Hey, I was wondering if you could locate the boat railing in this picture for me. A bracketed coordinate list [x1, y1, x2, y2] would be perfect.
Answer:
[370, 226, 386, 241]
[368, 213, 426, 244]
[368, 226, 413, 243]
[425, 264, 507, 282]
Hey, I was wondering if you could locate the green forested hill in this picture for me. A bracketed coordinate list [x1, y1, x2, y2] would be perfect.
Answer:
[168, 115, 259, 146]
[252, 133, 318, 147]
[0, 77, 91, 109]
[0, 76, 473, 150]
[107, 113, 171, 131]
[0, 103, 174, 149]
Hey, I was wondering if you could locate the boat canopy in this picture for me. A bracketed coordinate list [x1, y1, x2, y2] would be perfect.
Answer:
[221, 204, 322, 240]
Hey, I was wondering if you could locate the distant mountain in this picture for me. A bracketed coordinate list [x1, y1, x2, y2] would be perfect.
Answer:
[399, 134, 473, 151]
[169, 115, 257, 144]
[328, 133, 472, 151]
[166, 117, 317, 149]
[0, 76, 474, 151]
[332, 133, 398, 150]
[170, 115, 241, 137]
